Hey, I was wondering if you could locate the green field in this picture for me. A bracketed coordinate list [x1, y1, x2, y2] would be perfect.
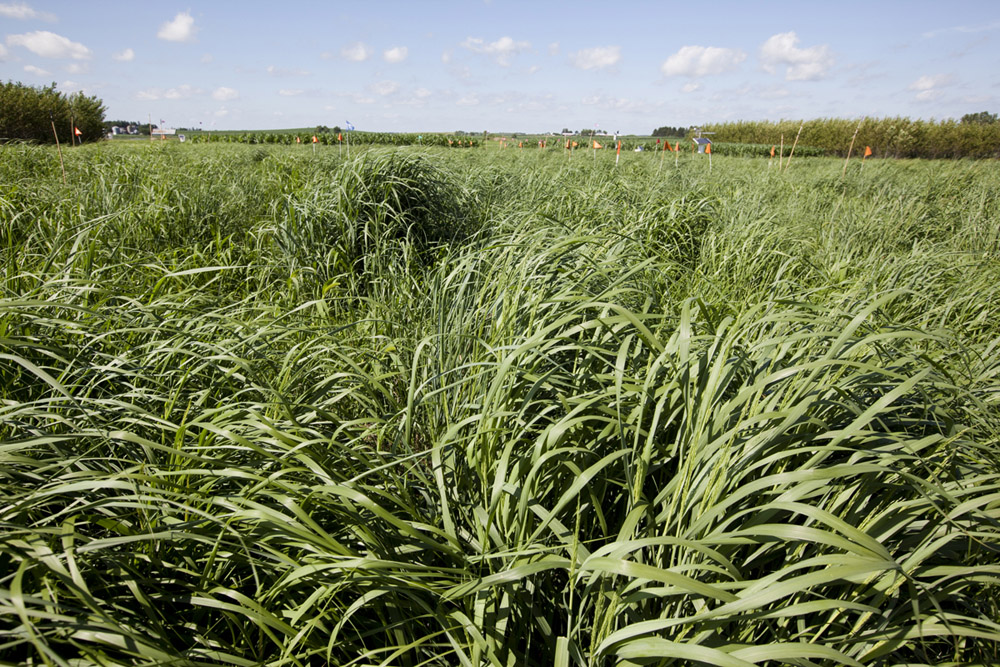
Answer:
[2, 142, 999, 665]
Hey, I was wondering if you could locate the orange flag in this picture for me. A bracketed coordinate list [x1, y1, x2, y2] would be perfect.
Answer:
[770, 145, 775, 157]
[593, 140, 602, 149]
[74, 127, 82, 136]
[338, 133, 343, 142]
[616, 141, 621, 155]
[864, 145, 872, 157]
[296, 136, 301, 144]
[675, 142, 680, 152]
[664, 141, 672, 152]
[705, 143, 712, 154]
[572, 141, 578, 148]
[565, 140, 571, 149]
[312, 136, 318, 143]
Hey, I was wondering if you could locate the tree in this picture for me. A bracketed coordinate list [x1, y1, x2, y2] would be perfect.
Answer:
[652, 125, 688, 137]
[0, 81, 106, 144]
[960, 111, 998, 125]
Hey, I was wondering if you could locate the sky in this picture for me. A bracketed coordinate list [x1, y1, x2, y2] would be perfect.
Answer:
[2, 1, 999, 134]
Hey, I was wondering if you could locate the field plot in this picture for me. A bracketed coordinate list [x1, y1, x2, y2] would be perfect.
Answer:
[2, 142, 999, 665]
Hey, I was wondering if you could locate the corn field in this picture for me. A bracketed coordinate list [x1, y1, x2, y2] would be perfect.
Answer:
[1, 141, 999, 666]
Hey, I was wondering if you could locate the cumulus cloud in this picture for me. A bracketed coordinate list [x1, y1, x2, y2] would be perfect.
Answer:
[661, 45, 746, 77]
[157, 12, 196, 42]
[909, 73, 953, 101]
[383, 46, 408, 63]
[65, 62, 88, 74]
[341, 42, 371, 61]
[165, 84, 199, 99]
[569, 46, 621, 70]
[460, 36, 531, 66]
[112, 47, 134, 62]
[23, 64, 50, 75]
[759, 32, 833, 81]
[212, 86, 238, 101]
[681, 82, 701, 93]
[0, 3, 55, 21]
[7, 31, 91, 59]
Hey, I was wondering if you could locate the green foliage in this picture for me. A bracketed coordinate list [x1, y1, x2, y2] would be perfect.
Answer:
[0, 80, 106, 144]
[651, 124, 688, 137]
[1, 143, 999, 665]
[704, 116, 1000, 159]
[961, 110, 998, 125]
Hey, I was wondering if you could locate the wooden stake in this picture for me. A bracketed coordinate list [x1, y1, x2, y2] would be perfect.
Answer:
[50, 114, 66, 185]
[778, 134, 784, 169]
[842, 116, 864, 177]
[784, 122, 803, 172]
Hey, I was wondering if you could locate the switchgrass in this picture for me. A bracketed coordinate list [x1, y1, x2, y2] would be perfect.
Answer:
[1, 142, 999, 665]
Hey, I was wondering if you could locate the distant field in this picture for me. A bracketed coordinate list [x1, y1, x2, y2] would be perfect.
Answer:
[2, 142, 998, 665]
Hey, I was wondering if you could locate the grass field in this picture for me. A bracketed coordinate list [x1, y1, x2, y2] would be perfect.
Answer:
[2, 141, 999, 665]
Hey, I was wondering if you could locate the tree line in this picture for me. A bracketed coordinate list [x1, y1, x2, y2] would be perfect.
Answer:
[1, 81, 106, 144]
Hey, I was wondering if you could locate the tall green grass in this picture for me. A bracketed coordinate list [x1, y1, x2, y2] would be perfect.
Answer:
[1, 142, 998, 665]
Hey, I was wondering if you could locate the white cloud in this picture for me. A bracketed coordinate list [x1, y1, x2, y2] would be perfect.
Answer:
[909, 74, 952, 91]
[0, 44, 9, 60]
[342, 42, 371, 62]
[214, 106, 229, 118]
[0, 3, 55, 21]
[136, 84, 201, 101]
[441, 49, 452, 64]
[157, 12, 196, 42]
[460, 36, 531, 66]
[371, 80, 399, 96]
[65, 62, 88, 74]
[922, 20, 1000, 39]
[909, 74, 953, 101]
[164, 84, 199, 99]
[569, 46, 621, 70]
[548, 42, 559, 56]
[212, 86, 238, 101]
[112, 47, 134, 62]
[414, 87, 432, 98]
[7, 31, 91, 59]
[383, 46, 408, 63]
[681, 82, 701, 93]
[23, 64, 50, 75]
[278, 89, 304, 96]
[661, 45, 746, 77]
[456, 94, 480, 106]
[759, 32, 833, 81]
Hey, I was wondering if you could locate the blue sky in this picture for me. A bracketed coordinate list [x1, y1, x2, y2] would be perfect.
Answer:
[2, 1, 999, 133]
